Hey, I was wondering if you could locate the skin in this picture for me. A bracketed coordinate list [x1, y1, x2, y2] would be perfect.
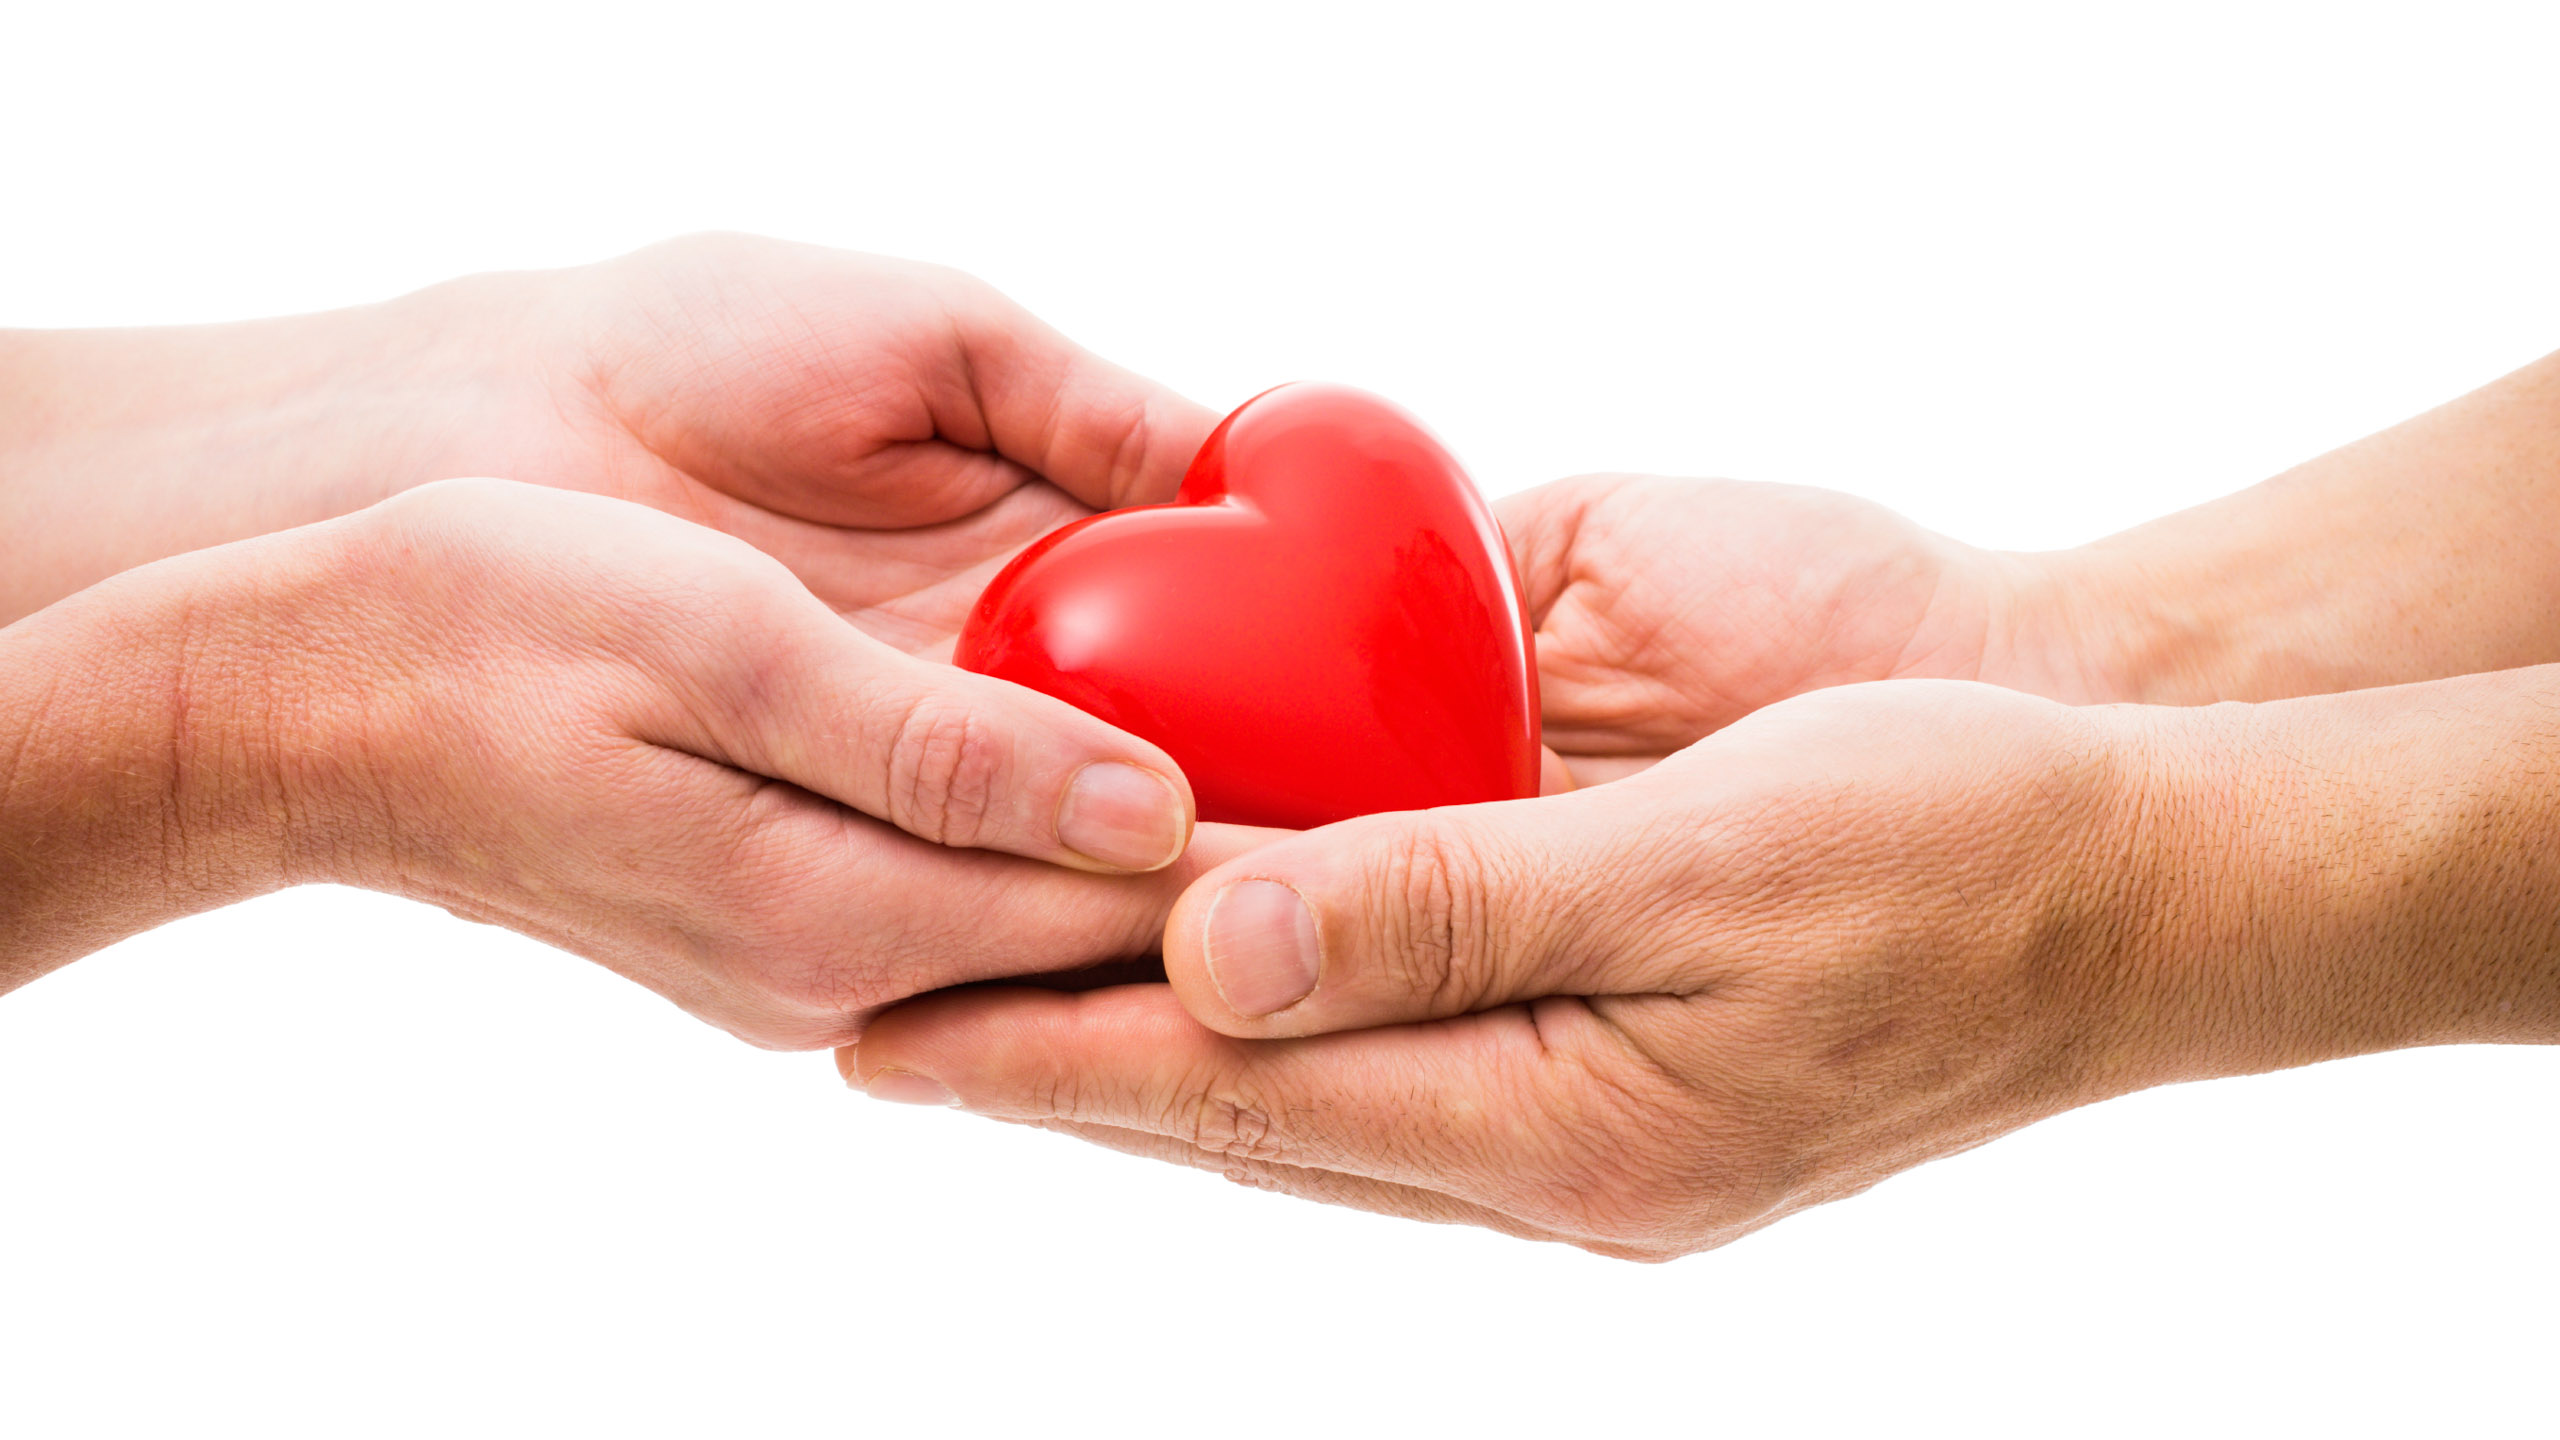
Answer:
[0, 233, 1220, 643]
[0, 236, 1266, 1045]
[847, 349, 2560, 1259]
[11, 237, 2559, 1255]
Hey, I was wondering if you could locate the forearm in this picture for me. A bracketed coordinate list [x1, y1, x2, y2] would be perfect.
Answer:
[2112, 665, 2560, 1091]
[0, 544, 302, 990]
[0, 280, 543, 625]
[2040, 349, 2560, 704]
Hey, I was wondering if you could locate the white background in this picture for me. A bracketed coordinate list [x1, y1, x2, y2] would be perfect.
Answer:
[4, 2, 2557, 1435]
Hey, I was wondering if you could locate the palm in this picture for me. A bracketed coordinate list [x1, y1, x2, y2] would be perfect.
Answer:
[403, 236, 1212, 657]
[1503, 475, 2003, 782]
[594, 469, 1091, 658]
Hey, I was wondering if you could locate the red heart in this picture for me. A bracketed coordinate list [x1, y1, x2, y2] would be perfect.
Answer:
[955, 383, 1542, 829]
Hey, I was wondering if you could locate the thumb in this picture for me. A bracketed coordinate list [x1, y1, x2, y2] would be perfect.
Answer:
[1161, 786, 1679, 1038]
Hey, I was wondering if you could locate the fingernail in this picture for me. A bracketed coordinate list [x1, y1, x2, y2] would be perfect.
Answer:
[1058, 761, 1188, 870]
[1203, 879, 1321, 1018]
[862, 1068, 959, 1107]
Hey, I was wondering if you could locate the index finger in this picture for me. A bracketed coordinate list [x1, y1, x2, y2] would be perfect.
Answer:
[934, 280, 1223, 511]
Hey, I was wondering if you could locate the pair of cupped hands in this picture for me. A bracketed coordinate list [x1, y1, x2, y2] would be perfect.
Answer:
[14, 237, 2228, 1259]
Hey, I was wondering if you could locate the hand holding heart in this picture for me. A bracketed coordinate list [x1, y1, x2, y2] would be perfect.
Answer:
[1, 238, 1243, 1033]
[0, 478, 1273, 1042]
[838, 465, 2147, 1253]
[852, 394, 2560, 1256]
[847, 680, 2167, 1256]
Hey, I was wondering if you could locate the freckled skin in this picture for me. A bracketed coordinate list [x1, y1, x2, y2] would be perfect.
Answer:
[852, 349, 2560, 1260]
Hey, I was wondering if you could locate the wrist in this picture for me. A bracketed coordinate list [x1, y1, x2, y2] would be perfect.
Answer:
[0, 536, 323, 988]
[2094, 675, 2560, 1092]
[2013, 536, 2277, 707]
[1987, 530, 2344, 708]
[0, 282, 548, 624]
[1960, 547, 2155, 706]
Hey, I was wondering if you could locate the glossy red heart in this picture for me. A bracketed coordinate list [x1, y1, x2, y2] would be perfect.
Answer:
[955, 382, 1541, 830]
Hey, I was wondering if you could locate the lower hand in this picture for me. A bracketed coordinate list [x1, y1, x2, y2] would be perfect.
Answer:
[847, 680, 2162, 1254]
[847, 665, 2560, 1256]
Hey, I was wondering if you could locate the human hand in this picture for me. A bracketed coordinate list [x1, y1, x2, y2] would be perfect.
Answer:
[0, 234, 1218, 638]
[1509, 353, 2560, 783]
[0, 478, 1256, 1045]
[846, 680, 2161, 1254]
[846, 662, 2560, 1256]
[1502, 474, 2105, 788]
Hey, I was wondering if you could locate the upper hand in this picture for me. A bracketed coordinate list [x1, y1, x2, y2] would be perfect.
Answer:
[1508, 474, 2113, 787]
[1, 233, 1220, 640]
[489, 235, 1223, 655]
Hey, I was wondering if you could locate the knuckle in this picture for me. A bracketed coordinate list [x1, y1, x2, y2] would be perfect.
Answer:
[1165, 1076, 1289, 1166]
[1086, 390, 1162, 504]
[881, 692, 1007, 847]
[1025, 1069, 1083, 1123]
[1365, 819, 1496, 1010]
[965, 1063, 1078, 1125]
